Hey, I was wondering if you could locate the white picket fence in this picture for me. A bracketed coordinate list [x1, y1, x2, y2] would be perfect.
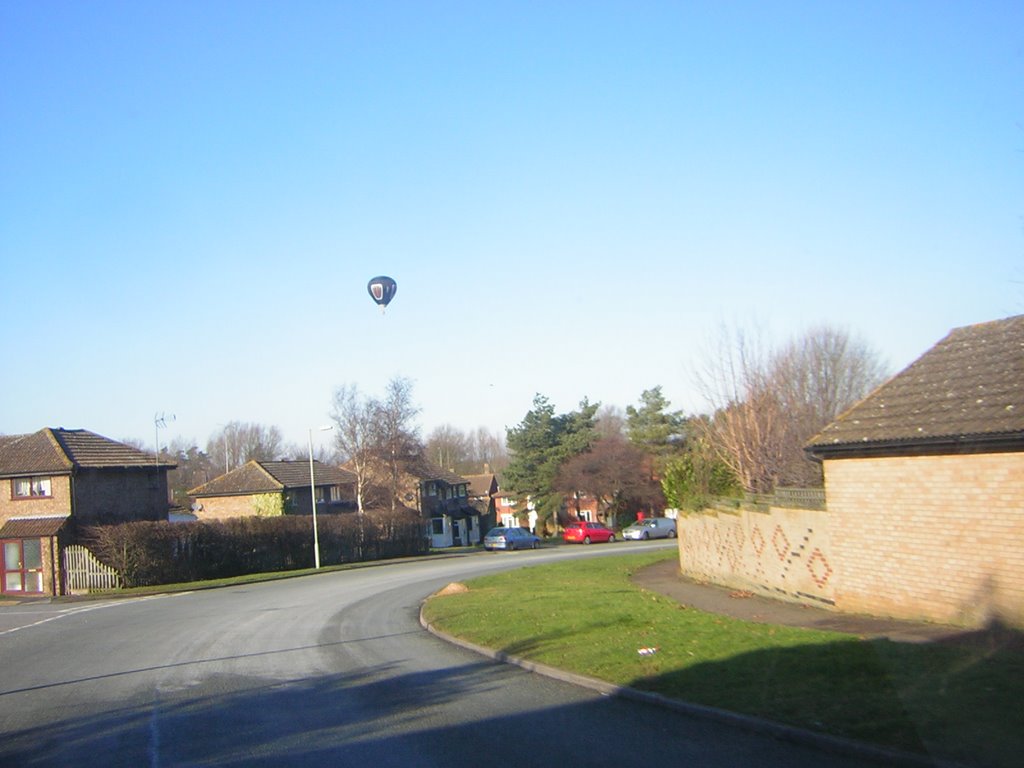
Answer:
[62, 544, 121, 593]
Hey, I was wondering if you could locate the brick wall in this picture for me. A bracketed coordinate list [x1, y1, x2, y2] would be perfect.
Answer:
[825, 452, 1024, 628]
[677, 505, 835, 607]
[1, 471, 170, 525]
[73, 467, 169, 522]
[0, 476, 72, 526]
[195, 493, 283, 521]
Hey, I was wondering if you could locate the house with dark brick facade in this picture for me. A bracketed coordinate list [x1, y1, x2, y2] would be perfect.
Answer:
[0, 428, 175, 596]
[339, 452, 481, 547]
[806, 314, 1024, 627]
[404, 458, 480, 548]
[188, 460, 356, 520]
[464, 471, 498, 532]
[379, 456, 480, 547]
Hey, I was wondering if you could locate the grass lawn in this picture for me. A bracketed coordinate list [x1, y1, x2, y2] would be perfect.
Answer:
[421, 550, 1023, 768]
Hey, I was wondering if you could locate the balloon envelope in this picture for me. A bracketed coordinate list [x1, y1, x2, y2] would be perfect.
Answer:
[367, 276, 397, 308]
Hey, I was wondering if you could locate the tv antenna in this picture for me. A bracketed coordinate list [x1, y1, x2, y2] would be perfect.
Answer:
[154, 412, 176, 465]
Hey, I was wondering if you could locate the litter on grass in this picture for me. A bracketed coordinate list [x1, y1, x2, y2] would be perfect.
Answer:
[637, 647, 659, 656]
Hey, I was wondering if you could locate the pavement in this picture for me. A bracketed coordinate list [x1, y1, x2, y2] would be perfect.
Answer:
[631, 557, 967, 644]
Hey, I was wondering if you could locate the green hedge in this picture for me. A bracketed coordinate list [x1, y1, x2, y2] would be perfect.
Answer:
[81, 511, 429, 587]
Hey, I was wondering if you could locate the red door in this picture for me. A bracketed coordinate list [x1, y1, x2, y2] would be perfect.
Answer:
[2, 538, 44, 594]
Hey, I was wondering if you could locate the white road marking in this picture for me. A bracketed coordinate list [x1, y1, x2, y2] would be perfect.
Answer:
[0, 593, 191, 637]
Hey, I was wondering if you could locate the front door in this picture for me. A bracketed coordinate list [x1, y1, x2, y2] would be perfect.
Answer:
[2, 538, 44, 594]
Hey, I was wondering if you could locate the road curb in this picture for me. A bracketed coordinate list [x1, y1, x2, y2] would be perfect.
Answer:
[419, 606, 965, 768]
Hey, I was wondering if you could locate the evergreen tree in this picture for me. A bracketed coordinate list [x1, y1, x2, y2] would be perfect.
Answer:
[625, 386, 686, 459]
[503, 395, 599, 533]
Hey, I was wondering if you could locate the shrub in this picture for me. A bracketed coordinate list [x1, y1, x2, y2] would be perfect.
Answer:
[81, 510, 430, 587]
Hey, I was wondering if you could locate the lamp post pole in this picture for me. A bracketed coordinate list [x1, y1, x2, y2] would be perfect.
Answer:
[309, 425, 333, 569]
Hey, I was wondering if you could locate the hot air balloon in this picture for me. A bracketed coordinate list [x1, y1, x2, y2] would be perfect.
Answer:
[367, 276, 397, 312]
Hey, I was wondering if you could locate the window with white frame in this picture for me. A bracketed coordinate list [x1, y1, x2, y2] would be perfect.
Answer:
[13, 477, 52, 499]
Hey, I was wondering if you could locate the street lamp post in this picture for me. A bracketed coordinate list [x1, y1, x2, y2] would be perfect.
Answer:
[309, 425, 333, 569]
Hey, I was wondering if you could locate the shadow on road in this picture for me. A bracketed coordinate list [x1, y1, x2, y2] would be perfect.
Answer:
[1, 656, 887, 768]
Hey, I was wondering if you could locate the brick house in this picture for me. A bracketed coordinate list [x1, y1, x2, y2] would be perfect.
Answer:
[806, 314, 1024, 627]
[464, 472, 498, 533]
[341, 453, 481, 547]
[494, 487, 526, 529]
[0, 428, 175, 596]
[565, 492, 602, 524]
[394, 456, 480, 548]
[188, 460, 356, 521]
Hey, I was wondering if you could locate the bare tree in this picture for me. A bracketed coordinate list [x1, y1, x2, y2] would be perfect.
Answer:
[425, 425, 508, 475]
[278, 440, 340, 464]
[696, 324, 887, 492]
[425, 425, 472, 471]
[378, 376, 422, 512]
[695, 325, 780, 493]
[469, 426, 508, 472]
[330, 384, 380, 513]
[595, 404, 626, 440]
[331, 377, 422, 513]
[773, 325, 889, 426]
[206, 421, 284, 473]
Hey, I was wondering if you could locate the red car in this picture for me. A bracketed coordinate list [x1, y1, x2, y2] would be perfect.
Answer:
[563, 521, 616, 544]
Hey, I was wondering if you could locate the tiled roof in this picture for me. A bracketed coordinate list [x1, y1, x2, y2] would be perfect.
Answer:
[339, 453, 469, 488]
[463, 473, 497, 497]
[403, 455, 468, 485]
[0, 516, 70, 537]
[260, 460, 356, 488]
[53, 429, 170, 468]
[807, 315, 1024, 456]
[0, 436, 22, 452]
[0, 431, 71, 474]
[189, 460, 356, 497]
[0, 428, 170, 477]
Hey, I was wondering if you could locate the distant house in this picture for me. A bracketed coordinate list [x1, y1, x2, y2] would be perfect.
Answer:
[0, 428, 175, 596]
[188, 460, 356, 520]
[494, 487, 523, 529]
[464, 472, 498, 531]
[390, 456, 480, 548]
[493, 488, 543, 534]
[565, 492, 602, 524]
[806, 314, 1024, 627]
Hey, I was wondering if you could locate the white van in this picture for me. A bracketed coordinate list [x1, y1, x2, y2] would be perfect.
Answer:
[622, 517, 677, 540]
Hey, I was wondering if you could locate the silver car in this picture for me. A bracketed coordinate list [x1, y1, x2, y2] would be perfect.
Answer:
[484, 526, 541, 551]
[622, 517, 677, 540]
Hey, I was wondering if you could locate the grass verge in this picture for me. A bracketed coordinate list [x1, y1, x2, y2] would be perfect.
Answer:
[421, 550, 1022, 768]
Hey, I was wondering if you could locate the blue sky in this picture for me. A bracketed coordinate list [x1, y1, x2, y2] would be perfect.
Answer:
[2, 1, 1022, 454]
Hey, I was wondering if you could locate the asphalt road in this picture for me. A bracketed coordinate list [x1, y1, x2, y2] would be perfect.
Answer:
[0, 543, 893, 767]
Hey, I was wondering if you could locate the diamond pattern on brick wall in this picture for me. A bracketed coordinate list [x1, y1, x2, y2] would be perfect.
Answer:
[676, 507, 834, 606]
[751, 525, 765, 556]
[772, 525, 790, 561]
[806, 548, 833, 588]
[726, 523, 744, 570]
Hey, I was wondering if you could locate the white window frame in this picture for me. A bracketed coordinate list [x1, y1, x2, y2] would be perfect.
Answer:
[13, 476, 52, 499]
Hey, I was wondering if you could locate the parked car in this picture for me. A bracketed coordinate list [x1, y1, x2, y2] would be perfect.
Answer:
[622, 517, 677, 541]
[563, 521, 616, 544]
[484, 526, 541, 551]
